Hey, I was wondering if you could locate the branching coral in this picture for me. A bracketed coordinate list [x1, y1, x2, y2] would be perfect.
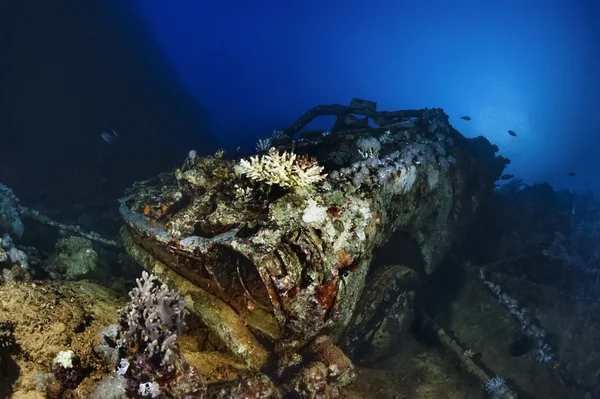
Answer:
[93, 273, 204, 398]
[236, 148, 327, 190]
[118, 271, 187, 369]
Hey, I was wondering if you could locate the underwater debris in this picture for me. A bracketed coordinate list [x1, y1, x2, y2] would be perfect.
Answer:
[476, 268, 594, 396]
[118, 102, 507, 395]
[450, 181, 600, 397]
[350, 97, 377, 112]
[430, 321, 513, 398]
[342, 113, 369, 129]
[281, 99, 422, 137]
[481, 276, 551, 354]
[0, 184, 121, 247]
[14, 202, 120, 247]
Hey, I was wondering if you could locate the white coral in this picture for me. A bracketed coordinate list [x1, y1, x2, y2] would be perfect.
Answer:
[237, 148, 326, 190]
[53, 350, 76, 369]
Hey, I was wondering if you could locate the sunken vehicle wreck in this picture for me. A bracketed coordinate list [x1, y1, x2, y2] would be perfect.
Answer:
[119, 100, 507, 395]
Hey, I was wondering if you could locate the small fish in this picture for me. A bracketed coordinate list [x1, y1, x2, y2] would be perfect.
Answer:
[100, 129, 119, 144]
[500, 174, 514, 180]
[508, 130, 517, 137]
[568, 172, 576, 177]
[460, 116, 471, 121]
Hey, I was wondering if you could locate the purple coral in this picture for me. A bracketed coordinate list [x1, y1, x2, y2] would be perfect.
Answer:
[92, 272, 204, 398]
[118, 271, 187, 369]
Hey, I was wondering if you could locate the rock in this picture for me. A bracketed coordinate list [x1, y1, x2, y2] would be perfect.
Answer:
[0, 245, 7, 264]
[0, 184, 24, 240]
[44, 236, 98, 280]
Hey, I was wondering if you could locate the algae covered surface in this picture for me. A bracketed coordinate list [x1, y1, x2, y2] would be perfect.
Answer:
[0, 280, 124, 398]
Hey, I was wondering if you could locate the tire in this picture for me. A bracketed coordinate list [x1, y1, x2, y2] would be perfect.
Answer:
[342, 264, 420, 364]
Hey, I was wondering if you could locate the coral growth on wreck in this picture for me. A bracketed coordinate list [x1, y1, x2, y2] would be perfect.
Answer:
[236, 147, 327, 190]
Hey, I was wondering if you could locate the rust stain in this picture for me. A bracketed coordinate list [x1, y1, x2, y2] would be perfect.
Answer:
[335, 250, 353, 269]
[314, 277, 338, 310]
[326, 205, 342, 218]
[287, 286, 298, 299]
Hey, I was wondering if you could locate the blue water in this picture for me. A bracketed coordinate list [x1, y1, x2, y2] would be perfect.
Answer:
[136, 0, 600, 193]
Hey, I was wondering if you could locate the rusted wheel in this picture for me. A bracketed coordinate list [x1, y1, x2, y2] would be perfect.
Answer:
[342, 264, 420, 364]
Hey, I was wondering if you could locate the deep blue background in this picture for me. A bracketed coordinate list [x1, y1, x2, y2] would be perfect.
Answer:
[135, 0, 599, 193]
